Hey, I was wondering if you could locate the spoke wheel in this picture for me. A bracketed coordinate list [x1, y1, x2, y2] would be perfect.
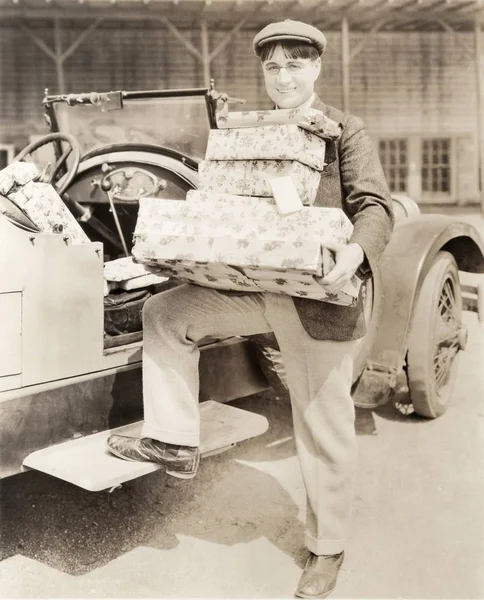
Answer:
[406, 251, 464, 418]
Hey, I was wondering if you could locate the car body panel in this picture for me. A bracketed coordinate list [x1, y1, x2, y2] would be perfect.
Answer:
[2, 87, 484, 480]
[352, 215, 484, 408]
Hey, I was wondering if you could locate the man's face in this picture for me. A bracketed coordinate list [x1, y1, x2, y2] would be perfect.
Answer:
[261, 45, 321, 109]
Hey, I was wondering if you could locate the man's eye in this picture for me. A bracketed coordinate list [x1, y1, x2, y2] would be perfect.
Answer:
[287, 64, 303, 72]
[266, 65, 279, 74]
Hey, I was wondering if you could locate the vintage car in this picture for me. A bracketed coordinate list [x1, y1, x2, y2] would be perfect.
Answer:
[1, 85, 483, 491]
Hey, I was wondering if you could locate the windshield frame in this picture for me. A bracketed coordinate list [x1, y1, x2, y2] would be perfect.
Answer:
[42, 86, 217, 164]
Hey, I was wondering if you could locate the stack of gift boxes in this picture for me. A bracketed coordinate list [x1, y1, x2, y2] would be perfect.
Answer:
[132, 107, 362, 306]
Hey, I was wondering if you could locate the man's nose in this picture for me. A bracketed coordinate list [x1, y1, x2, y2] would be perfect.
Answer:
[276, 67, 292, 85]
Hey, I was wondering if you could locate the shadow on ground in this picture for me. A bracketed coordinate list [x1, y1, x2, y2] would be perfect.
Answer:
[0, 389, 389, 576]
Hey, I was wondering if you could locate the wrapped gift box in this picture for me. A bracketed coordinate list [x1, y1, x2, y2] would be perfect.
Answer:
[104, 256, 155, 282]
[9, 181, 90, 244]
[216, 106, 342, 141]
[198, 159, 321, 205]
[205, 125, 326, 171]
[132, 193, 360, 306]
[1, 161, 39, 196]
[104, 256, 169, 290]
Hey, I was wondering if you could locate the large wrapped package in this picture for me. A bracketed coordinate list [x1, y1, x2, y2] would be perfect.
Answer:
[9, 181, 90, 244]
[205, 125, 327, 171]
[198, 159, 321, 205]
[215, 106, 342, 141]
[132, 192, 361, 306]
[0, 161, 39, 196]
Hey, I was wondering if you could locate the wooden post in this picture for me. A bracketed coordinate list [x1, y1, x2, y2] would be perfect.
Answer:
[200, 20, 211, 88]
[341, 15, 350, 113]
[475, 20, 484, 217]
[53, 17, 66, 94]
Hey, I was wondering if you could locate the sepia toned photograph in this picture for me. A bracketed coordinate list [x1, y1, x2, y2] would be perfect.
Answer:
[0, 0, 483, 598]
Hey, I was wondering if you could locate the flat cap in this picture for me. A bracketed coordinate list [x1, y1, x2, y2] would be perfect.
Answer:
[253, 20, 327, 56]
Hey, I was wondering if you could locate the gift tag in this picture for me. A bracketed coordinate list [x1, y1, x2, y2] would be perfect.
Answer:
[268, 176, 304, 215]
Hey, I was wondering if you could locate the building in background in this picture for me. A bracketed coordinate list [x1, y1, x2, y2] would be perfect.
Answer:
[1, 0, 483, 206]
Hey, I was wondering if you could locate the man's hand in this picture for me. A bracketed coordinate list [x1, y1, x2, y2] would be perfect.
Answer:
[317, 242, 364, 293]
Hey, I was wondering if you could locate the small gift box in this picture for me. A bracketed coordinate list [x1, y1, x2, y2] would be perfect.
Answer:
[205, 125, 326, 171]
[104, 256, 169, 291]
[1, 161, 39, 196]
[244, 267, 362, 307]
[9, 181, 90, 244]
[215, 106, 342, 141]
[198, 159, 321, 205]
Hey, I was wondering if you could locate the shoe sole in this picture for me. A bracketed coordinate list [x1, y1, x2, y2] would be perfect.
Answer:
[294, 586, 335, 599]
[107, 445, 197, 480]
[165, 468, 197, 480]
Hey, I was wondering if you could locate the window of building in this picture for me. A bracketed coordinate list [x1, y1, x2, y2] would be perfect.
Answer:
[378, 139, 408, 193]
[0, 144, 15, 170]
[421, 138, 451, 193]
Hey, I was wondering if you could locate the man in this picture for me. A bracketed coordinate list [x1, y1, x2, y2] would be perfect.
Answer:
[107, 19, 394, 599]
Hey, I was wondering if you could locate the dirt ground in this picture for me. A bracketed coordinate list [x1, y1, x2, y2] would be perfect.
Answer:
[0, 209, 483, 599]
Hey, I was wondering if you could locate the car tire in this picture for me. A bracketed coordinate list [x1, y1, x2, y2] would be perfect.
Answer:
[406, 251, 463, 418]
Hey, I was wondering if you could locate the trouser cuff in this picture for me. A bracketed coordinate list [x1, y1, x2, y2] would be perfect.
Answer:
[305, 533, 345, 556]
[141, 424, 200, 448]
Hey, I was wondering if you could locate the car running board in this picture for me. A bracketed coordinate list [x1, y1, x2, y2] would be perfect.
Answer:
[22, 401, 269, 492]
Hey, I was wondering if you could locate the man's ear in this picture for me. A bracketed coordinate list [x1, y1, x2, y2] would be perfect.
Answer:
[313, 57, 322, 80]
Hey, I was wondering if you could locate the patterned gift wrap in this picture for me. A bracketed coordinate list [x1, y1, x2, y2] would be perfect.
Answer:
[168, 263, 262, 292]
[186, 191, 353, 250]
[205, 125, 327, 171]
[133, 193, 354, 267]
[215, 106, 342, 141]
[198, 159, 321, 205]
[245, 269, 362, 307]
[131, 193, 360, 305]
[210, 236, 323, 273]
[132, 199, 240, 240]
[10, 181, 90, 244]
[1, 161, 39, 196]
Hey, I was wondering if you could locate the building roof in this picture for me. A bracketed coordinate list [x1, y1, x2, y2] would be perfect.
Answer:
[1, 0, 483, 31]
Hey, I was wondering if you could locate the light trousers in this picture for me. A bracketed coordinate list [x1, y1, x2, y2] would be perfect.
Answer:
[141, 284, 358, 555]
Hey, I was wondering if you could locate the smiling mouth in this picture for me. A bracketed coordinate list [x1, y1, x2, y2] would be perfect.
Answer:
[277, 88, 296, 94]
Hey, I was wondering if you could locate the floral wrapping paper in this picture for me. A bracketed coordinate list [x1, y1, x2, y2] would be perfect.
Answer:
[1, 161, 39, 196]
[215, 106, 342, 142]
[9, 181, 90, 244]
[168, 263, 263, 292]
[131, 193, 360, 306]
[198, 159, 321, 205]
[205, 125, 327, 171]
[134, 192, 353, 255]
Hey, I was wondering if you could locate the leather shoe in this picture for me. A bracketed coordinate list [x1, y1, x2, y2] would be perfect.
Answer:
[106, 435, 200, 479]
[295, 551, 344, 599]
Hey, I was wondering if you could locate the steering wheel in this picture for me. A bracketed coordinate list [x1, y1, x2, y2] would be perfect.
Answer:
[13, 132, 81, 197]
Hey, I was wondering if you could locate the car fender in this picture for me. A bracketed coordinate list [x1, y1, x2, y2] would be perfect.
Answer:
[353, 214, 484, 408]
